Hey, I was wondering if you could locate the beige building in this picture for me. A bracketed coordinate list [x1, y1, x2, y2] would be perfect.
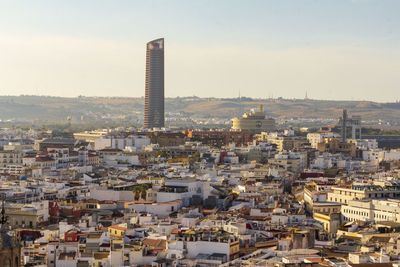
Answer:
[0, 151, 22, 168]
[232, 105, 275, 134]
[317, 138, 356, 158]
[0, 145, 24, 174]
[327, 184, 400, 204]
[313, 212, 341, 236]
[342, 199, 400, 223]
[5, 204, 45, 229]
[307, 132, 340, 149]
[73, 129, 109, 142]
[256, 132, 307, 152]
[268, 151, 307, 173]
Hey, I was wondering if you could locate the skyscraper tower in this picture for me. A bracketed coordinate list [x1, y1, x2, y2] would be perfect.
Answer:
[144, 38, 165, 128]
[341, 109, 348, 142]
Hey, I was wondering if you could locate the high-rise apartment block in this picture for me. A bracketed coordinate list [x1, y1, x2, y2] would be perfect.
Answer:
[144, 38, 165, 128]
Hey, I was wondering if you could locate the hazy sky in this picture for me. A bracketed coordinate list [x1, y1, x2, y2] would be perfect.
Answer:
[0, 0, 399, 101]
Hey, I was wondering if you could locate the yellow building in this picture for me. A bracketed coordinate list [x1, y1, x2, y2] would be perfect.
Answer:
[108, 223, 127, 239]
[73, 129, 109, 142]
[168, 157, 190, 163]
[229, 239, 240, 260]
[232, 105, 275, 134]
[313, 212, 341, 237]
[255, 132, 308, 152]
[317, 138, 356, 158]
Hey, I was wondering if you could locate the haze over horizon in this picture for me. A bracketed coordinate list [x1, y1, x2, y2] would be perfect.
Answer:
[0, 0, 399, 102]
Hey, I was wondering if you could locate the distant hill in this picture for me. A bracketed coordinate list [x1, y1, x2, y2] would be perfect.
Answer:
[0, 95, 399, 126]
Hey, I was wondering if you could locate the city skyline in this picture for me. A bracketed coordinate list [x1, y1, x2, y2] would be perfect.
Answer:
[0, 0, 399, 102]
[2, 2, 400, 265]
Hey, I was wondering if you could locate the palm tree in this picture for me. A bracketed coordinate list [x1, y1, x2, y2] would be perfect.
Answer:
[132, 184, 149, 201]
[140, 184, 148, 200]
[132, 186, 141, 201]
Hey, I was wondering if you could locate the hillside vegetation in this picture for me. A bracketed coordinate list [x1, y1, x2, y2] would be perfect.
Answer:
[0, 95, 399, 125]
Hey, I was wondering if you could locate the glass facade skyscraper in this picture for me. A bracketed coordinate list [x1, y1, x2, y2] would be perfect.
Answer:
[144, 38, 164, 128]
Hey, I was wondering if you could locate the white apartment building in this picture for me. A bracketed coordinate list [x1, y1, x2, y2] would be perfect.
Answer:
[156, 179, 213, 206]
[311, 154, 335, 169]
[223, 222, 247, 236]
[0, 148, 23, 169]
[268, 151, 307, 173]
[47, 147, 70, 168]
[350, 139, 378, 150]
[342, 199, 400, 223]
[362, 149, 400, 163]
[127, 200, 182, 218]
[102, 152, 140, 167]
[94, 135, 150, 151]
[168, 232, 239, 262]
[311, 153, 361, 170]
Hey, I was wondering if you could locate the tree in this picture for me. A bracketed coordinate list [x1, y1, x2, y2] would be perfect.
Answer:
[155, 150, 167, 158]
[132, 184, 149, 201]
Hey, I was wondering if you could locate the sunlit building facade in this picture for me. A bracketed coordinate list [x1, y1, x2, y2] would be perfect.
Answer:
[232, 105, 275, 134]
